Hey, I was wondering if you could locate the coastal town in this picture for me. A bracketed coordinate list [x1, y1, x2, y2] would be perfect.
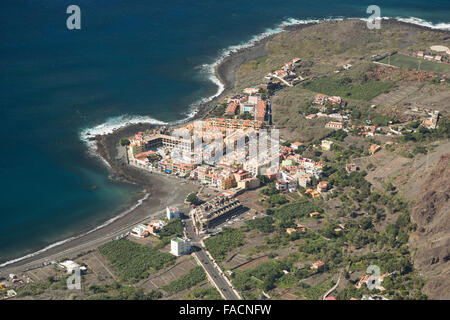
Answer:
[1, 19, 449, 301]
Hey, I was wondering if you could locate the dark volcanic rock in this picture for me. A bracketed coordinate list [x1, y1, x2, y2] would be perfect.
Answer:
[409, 154, 450, 299]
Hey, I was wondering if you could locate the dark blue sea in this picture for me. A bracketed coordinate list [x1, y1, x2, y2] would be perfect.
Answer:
[0, 0, 449, 264]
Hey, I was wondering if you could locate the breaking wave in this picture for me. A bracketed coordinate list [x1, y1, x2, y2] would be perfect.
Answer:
[5, 14, 447, 270]
[81, 15, 449, 147]
[0, 193, 150, 268]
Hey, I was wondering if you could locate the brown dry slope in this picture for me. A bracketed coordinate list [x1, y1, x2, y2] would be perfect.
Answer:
[409, 154, 450, 299]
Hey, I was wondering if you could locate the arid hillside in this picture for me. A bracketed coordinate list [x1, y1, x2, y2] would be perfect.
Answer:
[409, 154, 450, 299]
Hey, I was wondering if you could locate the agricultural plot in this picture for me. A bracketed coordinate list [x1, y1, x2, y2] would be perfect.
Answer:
[379, 54, 450, 73]
[139, 255, 198, 292]
[204, 228, 245, 262]
[371, 84, 419, 106]
[98, 239, 176, 283]
[302, 76, 395, 101]
[76, 251, 117, 285]
[162, 266, 206, 294]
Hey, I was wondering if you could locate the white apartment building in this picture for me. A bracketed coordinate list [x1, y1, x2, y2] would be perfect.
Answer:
[166, 207, 181, 220]
[170, 237, 191, 256]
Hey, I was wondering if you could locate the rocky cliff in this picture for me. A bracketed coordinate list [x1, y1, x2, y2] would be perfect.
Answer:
[409, 154, 450, 299]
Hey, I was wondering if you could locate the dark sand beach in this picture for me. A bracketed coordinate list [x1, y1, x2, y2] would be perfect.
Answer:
[0, 20, 292, 274]
[1, 18, 442, 275]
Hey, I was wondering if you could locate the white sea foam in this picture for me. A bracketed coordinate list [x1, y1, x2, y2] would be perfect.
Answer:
[80, 15, 450, 136]
[13, 14, 444, 270]
[184, 15, 450, 119]
[0, 193, 150, 268]
[393, 17, 450, 31]
[183, 18, 325, 120]
[79, 114, 168, 167]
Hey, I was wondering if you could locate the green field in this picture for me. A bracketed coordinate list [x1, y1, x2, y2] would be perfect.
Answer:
[204, 228, 245, 262]
[302, 76, 395, 101]
[99, 239, 176, 282]
[162, 266, 206, 293]
[379, 53, 450, 73]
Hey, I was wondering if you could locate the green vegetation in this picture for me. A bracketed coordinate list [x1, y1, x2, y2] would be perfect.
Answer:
[399, 120, 450, 143]
[162, 266, 206, 293]
[210, 102, 228, 117]
[269, 194, 288, 206]
[15, 274, 84, 297]
[379, 53, 450, 73]
[185, 287, 223, 300]
[158, 218, 183, 243]
[274, 198, 323, 225]
[238, 111, 253, 120]
[186, 193, 201, 205]
[99, 239, 176, 282]
[232, 259, 290, 291]
[246, 216, 275, 233]
[87, 282, 162, 300]
[302, 76, 394, 101]
[204, 228, 245, 262]
[120, 138, 130, 146]
[256, 174, 270, 185]
[260, 183, 279, 196]
[302, 280, 334, 300]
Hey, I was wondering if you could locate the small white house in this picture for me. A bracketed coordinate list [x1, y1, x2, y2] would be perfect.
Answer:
[59, 260, 86, 274]
[131, 224, 148, 238]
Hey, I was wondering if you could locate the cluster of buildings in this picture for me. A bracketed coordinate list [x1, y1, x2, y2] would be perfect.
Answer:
[225, 57, 304, 121]
[274, 145, 329, 195]
[421, 109, 439, 129]
[389, 108, 440, 135]
[303, 181, 330, 199]
[414, 50, 449, 63]
[306, 94, 349, 130]
[313, 94, 344, 108]
[190, 166, 260, 191]
[353, 125, 378, 137]
[286, 224, 307, 235]
[130, 207, 180, 239]
[127, 119, 281, 192]
[0, 279, 16, 299]
[131, 219, 168, 238]
[191, 194, 244, 232]
[225, 92, 268, 122]
[265, 57, 303, 87]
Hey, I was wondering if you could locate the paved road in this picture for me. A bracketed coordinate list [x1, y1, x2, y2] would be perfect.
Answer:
[322, 276, 340, 300]
[194, 250, 239, 300]
[0, 206, 177, 277]
[2, 199, 240, 300]
[185, 214, 240, 300]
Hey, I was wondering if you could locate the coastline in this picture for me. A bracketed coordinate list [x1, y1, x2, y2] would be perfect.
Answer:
[2, 16, 449, 273]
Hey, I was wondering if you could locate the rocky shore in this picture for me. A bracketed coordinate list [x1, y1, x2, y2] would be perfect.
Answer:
[2, 17, 446, 275]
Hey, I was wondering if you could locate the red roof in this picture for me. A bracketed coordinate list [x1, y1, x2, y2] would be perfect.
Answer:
[325, 296, 336, 300]
[226, 101, 239, 115]
[255, 99, 267, 120]
[135, 151, 155, 159]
